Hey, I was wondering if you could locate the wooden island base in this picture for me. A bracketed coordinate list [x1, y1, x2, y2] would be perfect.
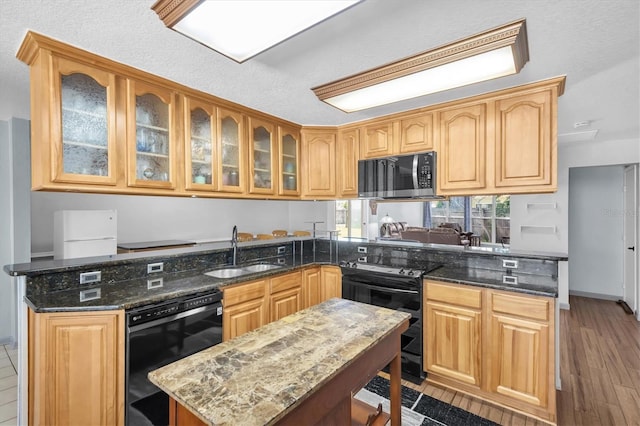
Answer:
[168, 321, 407, 426]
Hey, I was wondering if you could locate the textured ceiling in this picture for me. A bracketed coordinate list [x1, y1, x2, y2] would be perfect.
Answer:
[0, 0, 638, 144]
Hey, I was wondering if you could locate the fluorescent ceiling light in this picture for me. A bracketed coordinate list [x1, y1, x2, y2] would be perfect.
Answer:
[152, 0, 361, 63]
[312, 19, 529, 112]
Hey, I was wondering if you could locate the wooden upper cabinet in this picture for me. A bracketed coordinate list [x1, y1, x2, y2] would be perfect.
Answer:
[399, 113, 434, 153]
[278, 126, 301, 196]
[217, 107, 246, 193]
[437, 103, 487, 192]
[337, 128, 359, 198]
[361, 121, 396, 158]
[126, 79, 177, 189]
[51, 57, 119, 186]
[302, 129, 337, 197]
[248, 117, 277, 195]
[494, 90, 554, 189]
[184, 97, 216, 191]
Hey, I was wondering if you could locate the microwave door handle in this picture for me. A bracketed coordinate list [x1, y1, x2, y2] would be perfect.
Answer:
[412, 154, 419, 189]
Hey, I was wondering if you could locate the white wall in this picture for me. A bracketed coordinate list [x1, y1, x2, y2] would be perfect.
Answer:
[30, 192, 331, 254]
[0, 118, 31, 345]
[568, 166, 625, 298]
[510, 138, 640, 307]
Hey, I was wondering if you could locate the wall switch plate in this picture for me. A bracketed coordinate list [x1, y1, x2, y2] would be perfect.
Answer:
[79, 271, 101, 284]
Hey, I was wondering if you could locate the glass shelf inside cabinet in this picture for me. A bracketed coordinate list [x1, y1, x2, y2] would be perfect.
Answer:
[253, 126, 272, 189]
[190, 108, 213, 185]
[135, 93, 170, 182]
[281, 134, 297, 191]
[221, 116, 240, 187]
[61, 73, 109, 176]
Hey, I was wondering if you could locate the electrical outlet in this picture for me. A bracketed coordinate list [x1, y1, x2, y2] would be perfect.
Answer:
[79, 271, 101, 285]
[147, 262, 164, 273]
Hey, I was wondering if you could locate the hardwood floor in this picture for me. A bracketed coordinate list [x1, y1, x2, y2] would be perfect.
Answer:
[402, 295, 640, 426]
[0, 345, 17, 426]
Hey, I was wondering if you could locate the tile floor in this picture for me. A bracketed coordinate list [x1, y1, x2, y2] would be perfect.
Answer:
[0, 345, 17, 426]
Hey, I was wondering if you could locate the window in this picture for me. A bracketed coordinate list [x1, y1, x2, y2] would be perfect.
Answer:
[429, 196, 510, 244]
[335, 200, 365, 238]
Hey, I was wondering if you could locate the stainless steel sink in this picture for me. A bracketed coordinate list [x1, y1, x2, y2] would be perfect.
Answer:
[204, 268, 247, 278]
[204, 263, 282, 279]
[242, 264, 282, 272]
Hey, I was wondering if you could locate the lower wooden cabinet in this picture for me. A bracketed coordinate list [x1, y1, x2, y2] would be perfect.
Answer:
[424, 280, 556, 424]
[302, 267, 322, 308]
[28, 308, 125, 426]
[269, 271, 303, 322]
[424, 282, 482, 387]
[303, 266, 342, 308]
[224, 267, 342, 340]
[222, 279, 268, 341]
[321, 265, 342, 300]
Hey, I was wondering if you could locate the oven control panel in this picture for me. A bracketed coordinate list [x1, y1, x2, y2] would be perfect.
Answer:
[128, 290, 222, 326]
[128, 302, 181, 325]
[184, 292, 222, 310]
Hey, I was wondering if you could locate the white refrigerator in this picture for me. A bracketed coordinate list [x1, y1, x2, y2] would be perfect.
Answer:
[53, 210, 117, 260]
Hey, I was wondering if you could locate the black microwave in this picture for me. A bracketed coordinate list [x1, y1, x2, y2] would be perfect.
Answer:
[358, 151, 439, 199]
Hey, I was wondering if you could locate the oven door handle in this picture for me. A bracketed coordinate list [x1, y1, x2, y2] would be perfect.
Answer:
[346, 281, 419, 295]
[128, 303, 220, 333]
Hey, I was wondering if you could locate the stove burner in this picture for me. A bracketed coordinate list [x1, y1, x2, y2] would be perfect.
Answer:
[339, 261, 441, 277]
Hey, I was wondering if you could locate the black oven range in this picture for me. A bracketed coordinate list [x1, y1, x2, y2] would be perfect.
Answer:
[340, 260, 442, 384]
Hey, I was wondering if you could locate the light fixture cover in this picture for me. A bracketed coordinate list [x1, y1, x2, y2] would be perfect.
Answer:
[152, 0, 361, 63]
[312, 19, 529, 112]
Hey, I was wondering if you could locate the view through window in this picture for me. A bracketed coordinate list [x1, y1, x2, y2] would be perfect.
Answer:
[335, 200, 364, 238]
[335, 196, 510, 244]
[430, 196, 510, 244]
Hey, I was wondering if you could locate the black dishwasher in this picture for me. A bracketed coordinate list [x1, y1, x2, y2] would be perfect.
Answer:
[125, 291, 223, 426]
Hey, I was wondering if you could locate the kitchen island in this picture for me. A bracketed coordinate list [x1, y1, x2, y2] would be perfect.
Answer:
[148, 298, 410, 426]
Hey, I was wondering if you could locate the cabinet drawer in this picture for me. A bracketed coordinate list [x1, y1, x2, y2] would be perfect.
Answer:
[223, 279, 267, 306]
[425, 281, 482, 309]
[270, 271, 302, 293]
[490, 291, 550, 321]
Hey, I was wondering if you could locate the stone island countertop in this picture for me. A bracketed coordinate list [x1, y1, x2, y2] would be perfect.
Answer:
[148, 298, 411, 426]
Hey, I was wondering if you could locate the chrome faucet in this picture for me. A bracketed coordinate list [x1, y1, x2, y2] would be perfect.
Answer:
[231, 225, 238, 266]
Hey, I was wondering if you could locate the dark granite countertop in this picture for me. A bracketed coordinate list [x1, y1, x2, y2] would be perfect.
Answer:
[338, 237, 568, 261]
[4, 237, 313, 277]
[25, 262, 328, 313]
[425, 265, 558, 297]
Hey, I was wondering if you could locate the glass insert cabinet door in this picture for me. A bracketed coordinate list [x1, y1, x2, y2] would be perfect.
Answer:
[185, 98, 216, 190]
[248, 117, 276, 194]
[128, 80, 174, 188]
[278, 127, 300, 195]
[53, 57, 117, 184]
[217, 108, 245, 193]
